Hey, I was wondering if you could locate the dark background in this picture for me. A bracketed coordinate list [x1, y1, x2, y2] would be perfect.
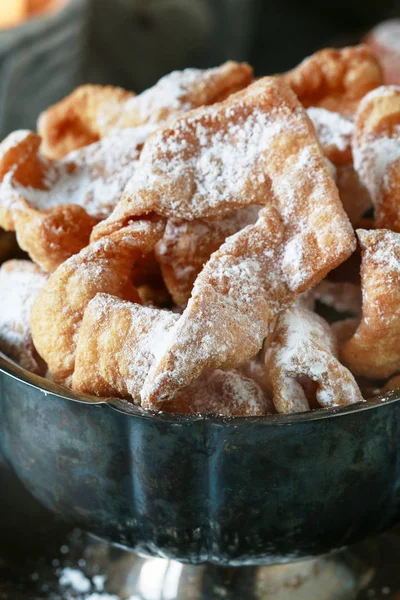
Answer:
[89, 0, 400, 91]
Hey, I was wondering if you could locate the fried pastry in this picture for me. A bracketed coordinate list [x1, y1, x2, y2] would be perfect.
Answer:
[38, 62, 252, 159]
[263, 305, 363, 413]
[132, 251, 171, 307]
[304, 107, 371, 223]
[0, 260, 47, 375]
[73, 293, 270, 415]
[283, 45, 383, 116]
[155, 206, 260, 307]
[160, 369, 271, 415]
[239, 356, 273, 397]
[334, 164, 372, 226]
[72, 293, 178, 400]
[0, 128, 150, 270]
[307, 107, 353, 165]
[313, 280, 362, 316]
[352, 85, 400, 231]
[381, 375, 400, 394]
[366, 20, 400, 86]
[342, 229, 400, 378]
[30, 217, 165, 383]
[92, 77, 355, 238]
[137, 78, 355, 405]
[331, 318, 360, 346]
[38, 85, 135, 159]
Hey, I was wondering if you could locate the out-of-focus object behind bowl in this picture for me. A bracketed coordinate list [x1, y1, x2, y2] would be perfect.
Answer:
[0, 0, 89, 139]
[90, 0, 257, 91]
[366, 19, 400, 84]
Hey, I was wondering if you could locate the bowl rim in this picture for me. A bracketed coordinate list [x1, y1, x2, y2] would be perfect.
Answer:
[1, 352, 398, 426]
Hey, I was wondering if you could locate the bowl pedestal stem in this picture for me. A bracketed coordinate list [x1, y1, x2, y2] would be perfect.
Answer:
[102, 551, 369, 599]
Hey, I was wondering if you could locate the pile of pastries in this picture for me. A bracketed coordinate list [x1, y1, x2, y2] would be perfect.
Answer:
[1, 41, 400, 416]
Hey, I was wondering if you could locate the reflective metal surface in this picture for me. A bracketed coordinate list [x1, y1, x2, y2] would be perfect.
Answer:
[105, 553, 368, 600]
[1, 353, 400, 566]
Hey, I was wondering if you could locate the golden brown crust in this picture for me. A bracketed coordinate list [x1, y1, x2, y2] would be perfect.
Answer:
[13, 203, 97, 273]
[38, 63, 252, 160]
[352, 85, 400, 231]
[263, 305, 363, 413]
[341, 229, 400, 378]
[0, 131, 47, 230]
[158, 369, 271, 415]
[335, 164, 372, 226]
[154, 207, 260, 307]
[92, 76, 355, 240]
[381, 374, 400, 394]
[0, 128, 149, 271]
[73, 294, 270, 415]
[306, 107, 353, 165]
[283, 45, 383, 115]
[132, 78, 355, 404]
[72, 293, 178, 400]
[37, 85, 135, 159]
[313, 280, 362, 316]
[30, 217, 165, 383]
[0, 260, 48, 375]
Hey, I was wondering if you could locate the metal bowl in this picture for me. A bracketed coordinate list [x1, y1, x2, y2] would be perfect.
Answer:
[1, 353, 400, 566]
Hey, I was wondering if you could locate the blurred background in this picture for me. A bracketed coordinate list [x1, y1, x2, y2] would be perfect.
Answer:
[0, 0, 399, 138]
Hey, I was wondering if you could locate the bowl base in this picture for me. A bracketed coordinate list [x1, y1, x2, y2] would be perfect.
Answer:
[104, 551, 371, 599]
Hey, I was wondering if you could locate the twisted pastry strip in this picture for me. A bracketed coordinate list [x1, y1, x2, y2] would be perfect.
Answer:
[92, 76, 355, 240]
[353, 85, 400, 231]
[38, 85, 135, 159]
[313, 280, 362, 316]
[342, 229, 400, 379]
[334, 164, 371, 226]
[282, 45, 382, 116]
[0, 128, 150, 271]
[366, 20, 400, 86]
[39, 62, 252, 159]
[73, 293, 270, 416]
[0, 260, 47, 375]
[307, 107, 354, 165]
[72, 293, 178, 400]
[154, 206, 260, 307]
[382, 375, 400, 394]
[30, 217, 165, 384]
[126, 79, 355, 404]
[306, 107, 371, 224]
[263, 305, 363, 413]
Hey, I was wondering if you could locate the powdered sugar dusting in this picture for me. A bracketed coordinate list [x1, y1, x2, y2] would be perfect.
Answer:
[125, 68, 214, 123]
[140, 80, 355, 403]
[126, 84, 306, 219]
[0, 260, 47, 373]
[273, 144, 352, 291]
[155, 205, 260, 306]
[114, 61, 251, 128]
[265, 305, 363, 412]
[164, 369, 270, 415]
[370, 19, 400, 52]
[313, 280, 362, 315]
[0, 129, 32, 158]
[359, 229, 400, 288]
[354, 135, 400, 204]
[307, 107, 354, 152]
[1, 127, 155, 220]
